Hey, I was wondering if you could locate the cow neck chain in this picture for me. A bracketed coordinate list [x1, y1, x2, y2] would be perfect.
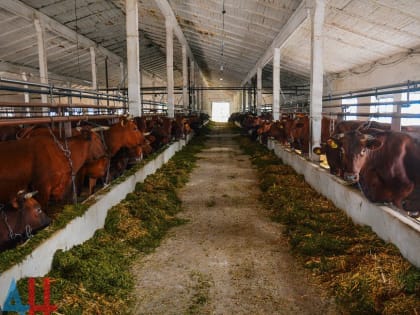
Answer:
[0, 204, 33, 241]
[48, 127, 77, 204]
[97, 129, 111, 185]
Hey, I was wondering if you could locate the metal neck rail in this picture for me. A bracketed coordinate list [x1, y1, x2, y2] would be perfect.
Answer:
[0, 77, 127, 104]
[323, 80, 420, 102]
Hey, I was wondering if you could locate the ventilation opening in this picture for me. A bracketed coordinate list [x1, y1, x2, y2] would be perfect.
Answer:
[211, 102, 230, 122]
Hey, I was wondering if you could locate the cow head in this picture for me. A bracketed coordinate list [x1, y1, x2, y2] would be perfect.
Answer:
[107, 119, 143, 156]
[1, 190, 51, 250]
[334, 130, 383, 183]
[257, 122, 272, 135]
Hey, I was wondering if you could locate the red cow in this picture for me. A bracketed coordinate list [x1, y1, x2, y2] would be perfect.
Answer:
[0, 129, 106, 211]
[104, 118, 143, 156]
[78, 118, 144, 195]
[149, 117, 172, 149]
[289, 114, 309, 154]
[314, 120, 391, 176]
[0, 190, 51, 251]
[334, 129, 420, 216]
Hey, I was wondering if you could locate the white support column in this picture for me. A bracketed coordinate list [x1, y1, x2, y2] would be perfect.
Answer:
[21, 72, 30, 117]
[119, 61, 125, 89]
[191, 61, 195, 111]
[273, 47, 281, 121]
[166, 19, 174, 118]
[257, 67, 262, 116]
[21, 72, 29, 104]
[242, 87, 246, 112]
[309, 0, 325, 161]
[182, 45, 188, 111]
[125, 0, 142, 117]
[34, 18, 48, 105]
[152, 74, 156, 103]
[391, 94, 402, 131]
[247, 81, 252, 112]
[90, 47, 97, 91]
[90, 47, 97, 106]
[199, 81, 204, 113]
[64, 81, 72, 137]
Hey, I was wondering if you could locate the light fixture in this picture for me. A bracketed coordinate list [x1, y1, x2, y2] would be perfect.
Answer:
[219, 77, 223, 81]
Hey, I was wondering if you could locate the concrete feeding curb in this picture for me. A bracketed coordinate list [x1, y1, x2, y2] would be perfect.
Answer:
[0, 134, 192, 305]
[266, 138, 420, 268]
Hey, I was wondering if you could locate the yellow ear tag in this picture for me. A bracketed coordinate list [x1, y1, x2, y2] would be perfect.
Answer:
[327, 139, 338, 149]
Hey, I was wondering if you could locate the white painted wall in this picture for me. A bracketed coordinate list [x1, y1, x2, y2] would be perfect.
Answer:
[327, 54, 420, 94]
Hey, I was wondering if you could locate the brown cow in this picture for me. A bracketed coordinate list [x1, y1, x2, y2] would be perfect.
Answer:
[0, 129, 106, 211]
[334, 128, 420, 216]
[77, 118, 144, 195]
[289, 114, 309, 154]
[0, 190, 51, 251]
[314, 120, 391, 176]
[104, 118, 143, 156]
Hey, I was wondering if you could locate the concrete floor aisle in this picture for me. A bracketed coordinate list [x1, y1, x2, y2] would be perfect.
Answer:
[132, 124, 337, 315]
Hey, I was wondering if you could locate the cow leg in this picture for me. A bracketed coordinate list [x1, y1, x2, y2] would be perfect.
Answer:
[76, 169, 86, 197]
[88, 177, 97, 195]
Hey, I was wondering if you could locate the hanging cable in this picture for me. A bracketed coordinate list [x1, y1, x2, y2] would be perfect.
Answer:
[220, 0, 226, 78]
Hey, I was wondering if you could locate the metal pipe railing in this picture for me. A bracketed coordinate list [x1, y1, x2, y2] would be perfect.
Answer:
[0, 114, 120, 127]
[0, 77, 128, 103]
[323, 80, 420, 102]
[322, 100, 420, 109]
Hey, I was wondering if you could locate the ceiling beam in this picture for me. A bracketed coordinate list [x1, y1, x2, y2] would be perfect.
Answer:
[0, 0, 122, 64]
[153, 0, 197, 66]
[0, 60, 91, 86]
[241, 0, 309, 85]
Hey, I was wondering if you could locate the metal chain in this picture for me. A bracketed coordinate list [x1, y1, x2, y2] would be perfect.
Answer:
[48, 127, 77, 204]
[1, 206, 22, 240]
[25, 224, 33, 239]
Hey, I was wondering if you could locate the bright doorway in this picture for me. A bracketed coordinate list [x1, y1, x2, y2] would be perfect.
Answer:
[211, 102, 230, 122]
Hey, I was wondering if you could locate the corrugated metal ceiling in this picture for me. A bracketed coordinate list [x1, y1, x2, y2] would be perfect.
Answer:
[0, 0, 419, 90]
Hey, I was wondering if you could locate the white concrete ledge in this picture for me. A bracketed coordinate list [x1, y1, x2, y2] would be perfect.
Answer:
[0, 134, 193, 305]
[267, 138, 420, 268]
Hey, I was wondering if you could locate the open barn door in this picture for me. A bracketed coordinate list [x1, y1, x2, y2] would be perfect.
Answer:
[211, 102, 230, 122]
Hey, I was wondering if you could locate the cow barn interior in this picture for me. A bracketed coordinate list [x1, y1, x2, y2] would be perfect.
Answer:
[0, 0, 420, 313]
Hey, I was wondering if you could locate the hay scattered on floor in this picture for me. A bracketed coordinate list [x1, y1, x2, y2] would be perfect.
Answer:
[15, 126, 210, 314]
[237, 135, 420, 315]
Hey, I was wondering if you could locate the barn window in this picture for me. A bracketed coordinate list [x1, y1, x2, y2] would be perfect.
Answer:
[342, 98, 357, 121]
[401, 92, 420, 126]
[370, 96, 393, 123]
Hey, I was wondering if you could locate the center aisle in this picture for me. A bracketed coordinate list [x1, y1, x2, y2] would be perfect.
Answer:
[132, 124, 337, 315]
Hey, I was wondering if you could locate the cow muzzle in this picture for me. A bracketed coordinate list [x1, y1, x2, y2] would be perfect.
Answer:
[343, 172, 359, 183]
